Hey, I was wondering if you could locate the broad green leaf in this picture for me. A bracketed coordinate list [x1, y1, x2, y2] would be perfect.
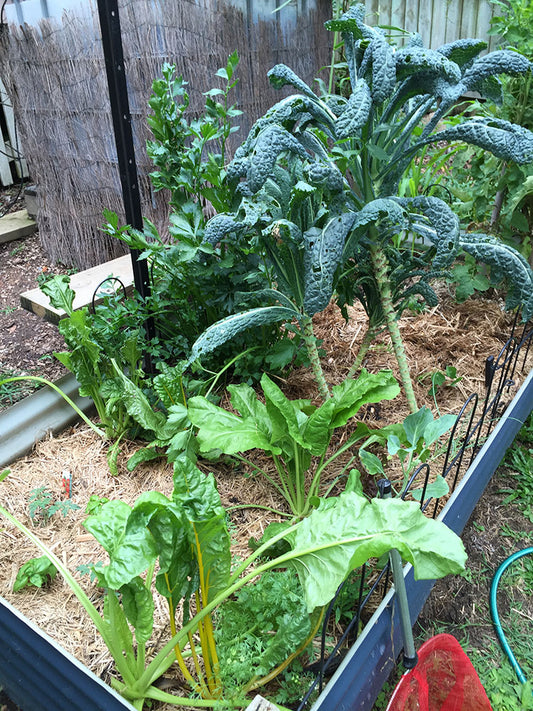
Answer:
[188, 396, 280, 455]
[13, 555, 58, 592]
[120, 576, 155, 645]
[173, 458, 231, 603]
[227, 381, 270, 426]
[422, 414, 457, 447]
[284, 491, 467, 611]
[359, 449, 384, 476]
[110, 363, 168, 438]
[261, 373, 309, 449]
[40, 274, 75, 316]
[402, 406, 435, 446]
[410, 475, 449, 502]
[330, 369, 400, 428]
[83, 500, 132, 554]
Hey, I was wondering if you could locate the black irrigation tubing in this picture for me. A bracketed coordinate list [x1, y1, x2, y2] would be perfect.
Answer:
[297, 309, 533, 710]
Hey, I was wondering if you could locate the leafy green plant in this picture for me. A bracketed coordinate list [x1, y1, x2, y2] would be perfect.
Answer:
[28, 485, 80, 525]
[184, 4, 533, 411]
[147, 51, 241, 213]
[12, 555, 58, 592]
[358, 406, 456, 497]
[188, 369, 400, 517]
[39, 274, 143, 442]
[0, 459, 466, 710]
[418, 365, 462, 413]
[445, 0, 533, 259]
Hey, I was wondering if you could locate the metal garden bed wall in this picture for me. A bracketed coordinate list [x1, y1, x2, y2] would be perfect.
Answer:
[299, 313, 533, 711]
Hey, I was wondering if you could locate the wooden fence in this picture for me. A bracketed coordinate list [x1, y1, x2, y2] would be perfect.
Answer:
[0, 0, 499, 267]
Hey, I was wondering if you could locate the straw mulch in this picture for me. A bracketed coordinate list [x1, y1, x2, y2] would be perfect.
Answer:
[0, 290, 530, 709]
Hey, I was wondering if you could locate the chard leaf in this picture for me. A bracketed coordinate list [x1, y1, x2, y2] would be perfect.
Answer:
[120, 577, 155, 645]
[434, 118, 533, 164]
[458, 233, 533, 320]
[284, 491, 466, 611]
[227, 381, 269, 423]
[109, 363, 169, 438]
[173, 457, 231, 603]
[83, 500, 132, 553]
[188, 396, 280, 455]
[336, 79, 372, 140]
[330, 369, 400, 428]
[261, 373, 309, 449]
[188, 306, 297, 364]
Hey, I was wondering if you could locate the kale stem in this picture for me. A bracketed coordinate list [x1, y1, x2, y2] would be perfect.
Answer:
[368, 241, 418, 414]
[301, 314, 331, 401]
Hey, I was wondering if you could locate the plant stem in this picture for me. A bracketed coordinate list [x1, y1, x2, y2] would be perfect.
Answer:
[347, 325, 378, 378]
[368, 242, 418, 414]
[301, 314, 331, 401]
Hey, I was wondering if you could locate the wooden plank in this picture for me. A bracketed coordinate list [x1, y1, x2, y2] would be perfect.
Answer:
[0, 209, 36, 244]
[20, 254, 134, 324]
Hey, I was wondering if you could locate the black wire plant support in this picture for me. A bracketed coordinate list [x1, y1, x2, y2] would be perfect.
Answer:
[297, 310, 533, 710]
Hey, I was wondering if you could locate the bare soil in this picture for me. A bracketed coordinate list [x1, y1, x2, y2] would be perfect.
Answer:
[0, 188, 67, 407]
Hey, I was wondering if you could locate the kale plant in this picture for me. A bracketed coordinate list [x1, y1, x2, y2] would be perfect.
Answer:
[188, 4, 533, 411]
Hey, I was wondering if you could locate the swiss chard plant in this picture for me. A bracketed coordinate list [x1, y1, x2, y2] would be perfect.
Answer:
[188, 368, 400, 517]
[0, 460, 466, 710]
[187, 4, 533, 411]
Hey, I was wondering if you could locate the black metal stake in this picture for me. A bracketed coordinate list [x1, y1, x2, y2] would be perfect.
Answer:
[97, 0, 156, 372]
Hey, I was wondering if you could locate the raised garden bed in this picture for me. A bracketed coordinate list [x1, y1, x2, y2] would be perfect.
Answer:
[1, 297, 531, 711]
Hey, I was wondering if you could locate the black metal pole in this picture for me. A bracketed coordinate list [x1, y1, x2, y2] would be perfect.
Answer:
[96, 0, 156, 371]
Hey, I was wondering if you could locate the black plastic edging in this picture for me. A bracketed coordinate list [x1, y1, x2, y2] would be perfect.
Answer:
[311, 368, 533, 711]
[0, 597, 136, 711]
[0, 373, 95, 469]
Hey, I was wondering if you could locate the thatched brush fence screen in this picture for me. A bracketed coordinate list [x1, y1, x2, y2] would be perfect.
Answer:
[0, 0, 331, 268]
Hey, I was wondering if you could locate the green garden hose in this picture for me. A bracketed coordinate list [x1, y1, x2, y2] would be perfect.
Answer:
[490, 547, 533, 686]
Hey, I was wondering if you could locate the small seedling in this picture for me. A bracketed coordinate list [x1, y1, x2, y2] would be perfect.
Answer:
[28, 485, 80, 526]
[13, 555, 58, 592]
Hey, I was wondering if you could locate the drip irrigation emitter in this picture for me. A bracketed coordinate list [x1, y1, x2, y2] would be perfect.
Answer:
[490, 546, 533, 688]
